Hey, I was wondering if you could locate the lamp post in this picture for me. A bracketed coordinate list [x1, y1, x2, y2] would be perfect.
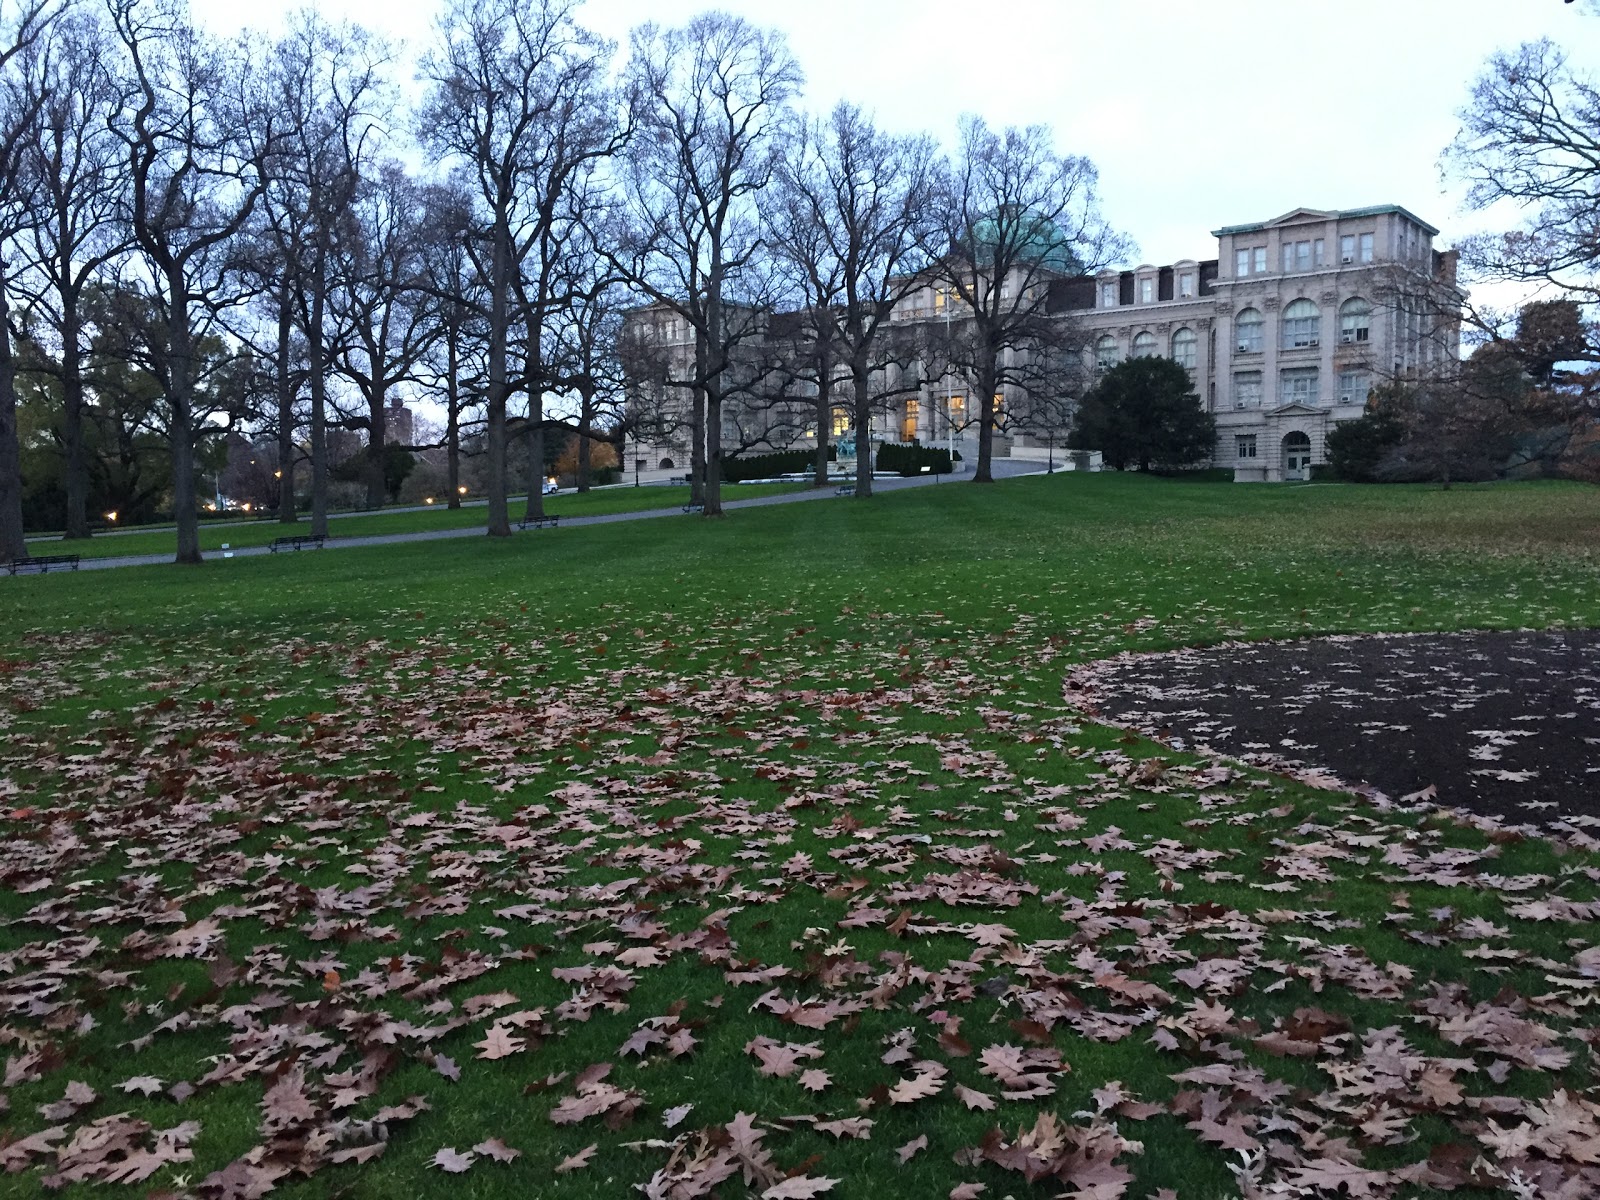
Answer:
[945, 292, 956, 472]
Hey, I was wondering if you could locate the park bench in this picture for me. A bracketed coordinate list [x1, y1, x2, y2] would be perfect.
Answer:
[835, 482, 856, 496]
[517, 514, 560, 530]
[269, 535, 325, 553]
[683, 501, 704, 514]
[7, 554, 80, 575]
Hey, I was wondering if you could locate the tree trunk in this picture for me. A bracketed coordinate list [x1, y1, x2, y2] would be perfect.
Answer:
[689, 384, 706, 505]
[0, 261, 25, 563]
[813, 345, 831, 487]
[973, 354, 996, 484]
[484, 217, 511, 538]
[446, 332, 461, 508]
[577, 425, 591, 493]
[308, 262, 330, 539]
[167, 282, 202, 565]
[276, 285, 297, 523]
[61, 301, 90, 540]
[852, 357, 874, 498]
[364, 386, 387, 510]
[522, 324, 545, 522]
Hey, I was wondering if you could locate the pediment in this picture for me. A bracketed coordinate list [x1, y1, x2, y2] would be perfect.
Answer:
[1269, 402, 1325, 417]
[1263, 207, 1336, 228]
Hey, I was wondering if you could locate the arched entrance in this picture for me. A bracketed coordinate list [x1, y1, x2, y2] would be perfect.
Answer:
[1281, 432, 1312, 481]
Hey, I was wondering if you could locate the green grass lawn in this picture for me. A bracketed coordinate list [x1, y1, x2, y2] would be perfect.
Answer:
[1, 474, 1597, 1199]
[23, 481, 809, 560]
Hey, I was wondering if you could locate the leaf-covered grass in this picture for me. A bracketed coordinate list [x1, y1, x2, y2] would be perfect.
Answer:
[1, 473, 1597, 1199]
[23, 481, 809, 560]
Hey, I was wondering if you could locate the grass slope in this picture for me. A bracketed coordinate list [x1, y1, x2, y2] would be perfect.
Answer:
[0, 474, 1597, 1200]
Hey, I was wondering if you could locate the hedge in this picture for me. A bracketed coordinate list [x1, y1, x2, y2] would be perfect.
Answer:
[875, 441, 952, 475]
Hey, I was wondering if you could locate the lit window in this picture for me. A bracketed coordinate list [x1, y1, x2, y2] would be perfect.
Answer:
[1340, 234, 1355, 264]
[1101, 282, 1117, 307]
[1359, 233, 1374, 263]
[1140, 278, 1153, 303]
[1339, 297, 1371, 344]
[1281, 298, 1320, 349]
[1178, 272, 1195, 298]
[1235, 249, 1249, 277]
[1253, 247, 1266, 273]
[1337, 370, 1369, 405]
[902, 399, 919, 442]
[1171, 327, 1197, 369]
[1132, 331, 1157, 358]
[1235, 308, 1264, 354]
[1236, 434, 1258, 459]
[1233, 372, 1263, 408]
[1095, 335, 1118, 369]
[949, 394, 966, 422]
[831, 408, 851, 436]
[1280, 367, 1320, 405]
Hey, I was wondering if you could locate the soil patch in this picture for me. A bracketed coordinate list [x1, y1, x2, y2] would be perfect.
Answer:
[1066, 629, 1600, 825]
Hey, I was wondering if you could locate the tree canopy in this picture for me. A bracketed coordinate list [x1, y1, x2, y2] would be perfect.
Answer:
[1067, 356, 1214, 472]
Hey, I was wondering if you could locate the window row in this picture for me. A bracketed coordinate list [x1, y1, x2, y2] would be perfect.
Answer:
[1099, 272, 1198, 308]
[1096, 327, 1197, 369]
[1231, 368, 1371, 408]
[1233, 297, 1371, 353]
[1236, 232, 1376, 277]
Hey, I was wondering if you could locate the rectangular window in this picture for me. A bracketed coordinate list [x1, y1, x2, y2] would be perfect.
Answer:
[1233, 372, 1263, 408]
[1236, 434, 1258, 459]
[1101, 282, 1117, 307]
[1296, 240, 1312, 272]
[1280, 367, 1320, 406]
[1340, 234, 1355, 264]
[949, 394, 966, 422]
[831, 408, 851, 436]
[1235, 249, 1249, 277]
[902, 399, 920, 442]
[1253, 247, 1266, 273]
[1359, 233, 1374, 263]
[1314, 238, 1325, 267]
[1179, 272, 1195, 298]
[1140, 278, 1153, 303]
[1236, 318, 1263, 354]
[1337, 370, 1369, 406]
[1282, 243, 1293, 273]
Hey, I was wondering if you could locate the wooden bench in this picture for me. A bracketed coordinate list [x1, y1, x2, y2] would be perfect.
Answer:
[682, 501, 704, 514]
[835, 482, 856, 496]
[269, 535, 325, 553]
[517, 514, 560, 530]
[7, 554, 80, 575]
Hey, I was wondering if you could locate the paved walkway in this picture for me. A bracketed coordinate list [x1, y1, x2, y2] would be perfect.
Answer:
[34, 462, 1048, 573]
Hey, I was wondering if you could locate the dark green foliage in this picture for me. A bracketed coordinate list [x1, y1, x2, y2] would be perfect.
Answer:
[1068, 357, 1216, 471]
[874, 441, 952, 475]
[1326, 388, 1407, 482]
[332, 444, 415, 504]
[722, 447, 836, 482]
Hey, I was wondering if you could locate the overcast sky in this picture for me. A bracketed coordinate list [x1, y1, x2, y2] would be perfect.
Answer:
[190, 0, 1596, 270]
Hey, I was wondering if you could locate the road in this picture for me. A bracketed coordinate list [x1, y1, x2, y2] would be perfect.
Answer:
[17, 460, 1050, 574]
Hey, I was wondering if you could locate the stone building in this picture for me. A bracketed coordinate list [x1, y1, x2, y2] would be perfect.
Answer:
[622, 204, 1460, 482]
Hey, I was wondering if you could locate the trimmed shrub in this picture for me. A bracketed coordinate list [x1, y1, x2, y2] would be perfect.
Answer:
[722, 447, 835, 483]
[875, 441, 952, 476]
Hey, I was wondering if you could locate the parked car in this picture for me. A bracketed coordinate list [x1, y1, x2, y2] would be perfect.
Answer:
[542, 478, 559, 495]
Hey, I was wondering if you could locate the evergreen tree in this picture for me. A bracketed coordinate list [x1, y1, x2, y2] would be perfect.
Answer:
[1068, 356, 1214, 472]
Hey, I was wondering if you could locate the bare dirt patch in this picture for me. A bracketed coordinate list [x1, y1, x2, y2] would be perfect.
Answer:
[1066, 629, 1600, 825]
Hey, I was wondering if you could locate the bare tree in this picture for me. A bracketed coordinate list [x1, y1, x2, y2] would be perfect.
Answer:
[255, 11, 385, 529]
[420, 0, 623, 538]
[416, 176, 485, 509]
[769, 102, 937, 496]
[109, 0, 277, 564]
[16, 7, 128, 541]
[0, 0, 62, 564]
[932, 117, 1124, 483]
[615, 12, 801, 516]
[1444, 33, 1600, 362]
[328, 161, 433, 508]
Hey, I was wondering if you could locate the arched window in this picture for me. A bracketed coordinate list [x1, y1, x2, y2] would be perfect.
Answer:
[1131, 332, 1157, 358]
[659, 457, 675, 470]
[1282, 299, 1321, 349]
[1339, 297, 1372, 344]
[1095, 335, 1118, 369]
[1235, 308, 1263, 354]
[1171, 327, 1197, 369]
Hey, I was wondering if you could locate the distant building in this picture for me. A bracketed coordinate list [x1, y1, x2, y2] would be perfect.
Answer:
[386, 397, 415, 446]
[623, 204, 1461, 482]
